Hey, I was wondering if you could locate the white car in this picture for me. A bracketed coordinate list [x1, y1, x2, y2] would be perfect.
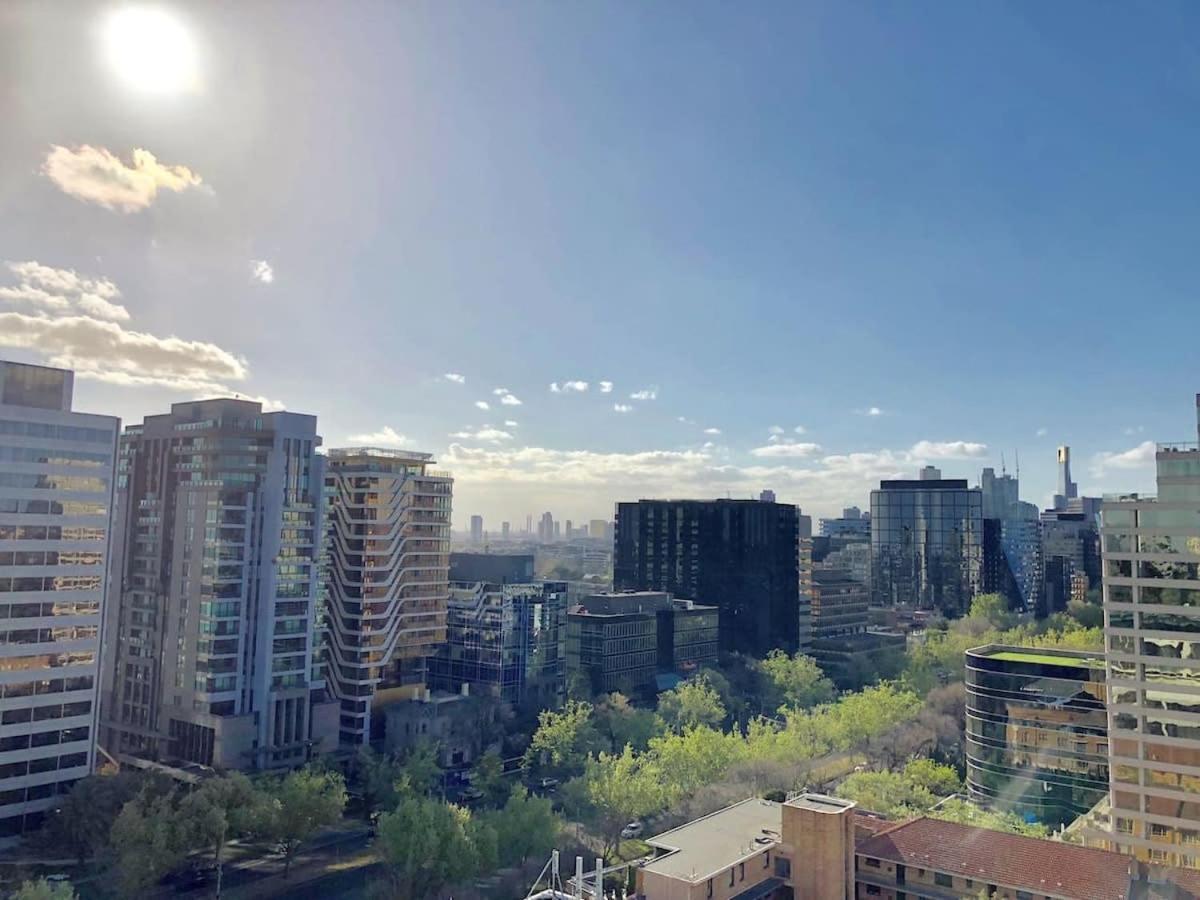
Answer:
[620, 821, 644, 839]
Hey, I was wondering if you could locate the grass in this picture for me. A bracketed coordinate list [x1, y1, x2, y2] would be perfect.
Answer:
[988, 650, 1102, 669]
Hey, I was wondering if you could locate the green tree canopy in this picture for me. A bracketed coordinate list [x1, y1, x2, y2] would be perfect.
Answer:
[485, 786, 560, 866]
[593, 692, 664, 753]
[523, 699, 605, 776]
[758, 651, 836, 712]
[375, 793, 477, 899]
[582, 745, 665, 859]
[111, 786, 189, 896]
[657, 675, 726, 733]
[260, 767, 347, 875]
[178, 771, 264, 868]
[471, 750, 509, 807]
[12, 879, 77, 900]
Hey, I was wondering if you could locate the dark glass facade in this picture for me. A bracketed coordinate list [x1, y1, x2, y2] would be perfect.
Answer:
[449, 552, 535, 585]
[965, 645, 1108, 827]
[870, 479, 982, 616]
[613, 499, 800, 657]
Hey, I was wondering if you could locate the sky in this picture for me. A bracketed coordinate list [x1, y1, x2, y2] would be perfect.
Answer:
[3, 1, 1199, 528]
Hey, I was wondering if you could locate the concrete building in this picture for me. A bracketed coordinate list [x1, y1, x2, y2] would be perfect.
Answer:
[566, 591, 718, 698]
[428, 580, 567, 711]
[1100, 396, 1200, 870]
[614, 498, 801, 657]
[965, 644, 1108, 827]
[469, 514, 483, 544]
[636, 794, 857, 900]
[820, 507, 872, 540]
[870, 473, 982, 616]
[100, 399, 337, 771]
[323, 448, 452, 746]
[383, 690, 496, 768]
[0, 361, 118, 837]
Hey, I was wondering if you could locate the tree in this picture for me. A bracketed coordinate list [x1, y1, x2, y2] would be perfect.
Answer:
[12, 879, 77, 900]
[929, 798, 1049, 838]
[47, 771, 155, 864]
[968, 593, 1016, 630]
[657, 676, 726, 733]
[353, 746, 405, 816]
[111, 786, 189, 896]
[593, 692, 664, 753]
[758, 651, 836, 712]
[487, 786, 560, 866]
[260, 767, 347, 876]
[523, 700, 605, 777]
[375, 793, 476, 899]
[178, 771, 265, 886]
[582, 746, 664, 859]
[835, 769, 935, 819]
[471, 750, 509, 807]
[401, 740, 443, 797]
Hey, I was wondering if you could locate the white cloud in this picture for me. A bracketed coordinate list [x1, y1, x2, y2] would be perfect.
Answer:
[504, 420, 519, 428]
[794, 425, 807, 434]
[449, 427, 513, 443]
[1123, 425, 1145, 436]
[0, 261, 255, 396]
[1036, 427, 1048, 437]
[768, 425, 785, 435]
[630, 388, 657, 401]
[492, 387, 509, 395]
[909, 440, 988, 460]
[704, 427, 722, 435]
[856, 406, 884, 417]
[42, 145, 205, 212]
[251, 260, 275, 284]
[1091, 441, 1156, 477]
[475, 401, 490, 411]
[346, 426, 408, 448]
[444, 372, 466, 384]
[678, 416, 696, 425]
[613, 404, 633, 413]
[750, 442, 823, 459]
[491, 388, 522, 406]
[599, 381, 614, 393]
[550, 381, 589, 393]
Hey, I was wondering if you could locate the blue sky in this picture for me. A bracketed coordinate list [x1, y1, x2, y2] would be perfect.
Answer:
[2, 1, 1198, 525]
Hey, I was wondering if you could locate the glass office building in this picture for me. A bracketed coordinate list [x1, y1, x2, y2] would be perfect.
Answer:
[966, 644, 1109, 827]
[0, 361, 118, 836]
[870, 473, 983, 616]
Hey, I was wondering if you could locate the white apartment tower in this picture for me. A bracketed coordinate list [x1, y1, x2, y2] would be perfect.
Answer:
[324, 448, 452, 746]
[1101, 394, 1200, 869]
[100, 399, 338, 771]
[0, 361, 118, 836]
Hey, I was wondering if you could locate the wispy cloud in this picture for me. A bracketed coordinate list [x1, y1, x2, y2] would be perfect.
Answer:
[42, 145, 205, 212]
[1036, 427, 1048, 437]
[550, 380, 589, 393]
[909, 440, 987, 460]
[251, 260, 275, 284]
[492, 388, 522, 406]
[346, 426, 408, 448]
[678, 416, 696, 425]
[1123, 425, 1145, 436]
[794, 425, 807, 434]
[704, 427, 722, 435]
[768, 425, 785, 435]
[449, 427, 513, 443]
[856, 406, 884, 417]
[0, 261, 256, 397]
[750, 442, 822, 459]
[630, 388, 658, 401]
[504, 420, 518, 428]
[613, 403, 633, 413]
[599, 381, 614, 393]
[475, 400, 490, 411]
[444, 372, 466, 384]
[1091, 440, 1156, 477]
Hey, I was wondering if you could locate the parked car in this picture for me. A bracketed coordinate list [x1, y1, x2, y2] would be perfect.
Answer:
[620, 821, 644, 839]
[536, 776, 559, 792]
[461, 786, 484, 802]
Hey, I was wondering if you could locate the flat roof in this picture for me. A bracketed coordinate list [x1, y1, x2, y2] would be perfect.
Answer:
[984, 650, 1103, 669]
[643, 798, 782, 882]
[786, 793, 856, 814]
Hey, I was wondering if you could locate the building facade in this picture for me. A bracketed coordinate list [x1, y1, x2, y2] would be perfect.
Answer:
[613, 499, 801, 657]
[449, 552, 534, 585]
[811, 568, 869, 640]
[429, 580, 566, 711]
[870, 474, 982, 616]
[100, 399, 337, 771]
[323, 448, 452, 746]
[0, 362, 118, 836]
[1101, 399, 1200, 869]
[965, 644, 1109, 827]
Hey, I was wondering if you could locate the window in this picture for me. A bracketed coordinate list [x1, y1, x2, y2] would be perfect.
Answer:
[739, 862, 744, 881]
[866, 888, 881, 897]
[865, 858, 881, 868]
[774, 856, 791, 879]
[763, 851, 770, 869]
[1016, 892, 1034, 900]
[729, 868, 735, 887]
[935, 873, 953, 888]
[706, 879, 712, 899]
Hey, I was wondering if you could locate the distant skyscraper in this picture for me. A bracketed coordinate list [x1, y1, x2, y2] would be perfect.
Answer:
[553, 520, 561, 540]
[324, 448, 452, 746]
[1054, 445, 1079, 510]
[565, 519, 573, 539]
[526, 514, 532, 534]
[538, 512, 553, 543]
[871, 471, 982, 615]
[759, 489, 776, 503]
[0, 361, 118, 836]
[979, 466, 1043, 613]
[470, 514, 483, 544]
[501, 521, 510, 540]
[101, 399, 337, 770]
[614, 499, 801, 657]
[1099, 397, 1200, 869]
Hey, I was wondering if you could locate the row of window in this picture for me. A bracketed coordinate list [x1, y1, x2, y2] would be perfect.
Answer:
[0, 473, 109, 493]
[0, 651, 94, 672]
[0, 575, 102, 594]
[0, 752, 89, 782]
[0, 600, 100, 619]
[0, 499, 107, 516]
[0, 675, 93, 699]
[1, 701, 91, 724]
[0, 420, 113, 444]
[0, 626, 97, 645]
[0, 525, 105, 541]
[0, 726, 89, 754]
[0, 551, 104, 567]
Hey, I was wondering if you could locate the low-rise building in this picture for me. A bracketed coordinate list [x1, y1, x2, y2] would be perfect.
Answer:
[965, 644, 1108, 827]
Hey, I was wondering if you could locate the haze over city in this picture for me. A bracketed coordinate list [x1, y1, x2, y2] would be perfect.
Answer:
[4, 2, 1198, 525]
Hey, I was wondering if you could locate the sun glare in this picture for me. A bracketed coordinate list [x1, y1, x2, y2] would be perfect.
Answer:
[103, 6, 199, 94]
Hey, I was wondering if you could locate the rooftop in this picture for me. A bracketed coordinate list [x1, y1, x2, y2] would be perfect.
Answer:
[978, 648, 1104, 670]
[856, 817, 1200, 900]
[642, 798, 782, 883]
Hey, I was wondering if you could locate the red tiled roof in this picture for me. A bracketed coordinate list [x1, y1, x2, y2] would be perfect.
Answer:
[855, 817, 1200, 900]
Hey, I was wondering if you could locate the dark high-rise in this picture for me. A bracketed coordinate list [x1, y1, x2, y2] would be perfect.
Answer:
[613, 499, 801, 657]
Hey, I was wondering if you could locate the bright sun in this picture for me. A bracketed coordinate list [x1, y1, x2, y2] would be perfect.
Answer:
[103, 6, 199, 94]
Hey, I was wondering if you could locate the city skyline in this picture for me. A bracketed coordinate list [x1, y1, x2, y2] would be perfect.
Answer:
[3, 2, 1192, 526]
